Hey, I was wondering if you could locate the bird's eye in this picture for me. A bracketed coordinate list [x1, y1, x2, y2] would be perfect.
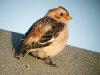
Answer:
[60, 13, 63, 16]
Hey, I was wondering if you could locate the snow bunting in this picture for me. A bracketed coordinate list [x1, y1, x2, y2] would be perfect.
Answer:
[15, 6, 72, 67]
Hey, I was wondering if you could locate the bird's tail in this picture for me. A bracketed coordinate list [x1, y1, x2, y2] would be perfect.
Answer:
[15, 50, 29, 60]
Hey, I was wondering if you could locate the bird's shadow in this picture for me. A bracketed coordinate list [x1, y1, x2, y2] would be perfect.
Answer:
[11, 32, 24, 55]
[11, 32, 35, 57]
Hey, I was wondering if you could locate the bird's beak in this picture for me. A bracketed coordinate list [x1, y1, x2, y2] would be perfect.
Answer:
[65, 15, 72, 20]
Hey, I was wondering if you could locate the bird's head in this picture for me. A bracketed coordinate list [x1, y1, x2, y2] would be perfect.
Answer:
[46, 6, 72, 24]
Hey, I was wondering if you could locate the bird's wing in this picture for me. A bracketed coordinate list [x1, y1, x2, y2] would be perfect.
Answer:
[21, 16, 64, 50]
[21, 18, 42, 40]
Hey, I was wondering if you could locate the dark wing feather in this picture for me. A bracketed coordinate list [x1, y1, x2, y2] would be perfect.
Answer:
[39, 22, 65, 43]
[21, 16, 64, 50]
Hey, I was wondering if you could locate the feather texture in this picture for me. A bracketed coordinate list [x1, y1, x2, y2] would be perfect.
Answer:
[21, 16, 64, 51]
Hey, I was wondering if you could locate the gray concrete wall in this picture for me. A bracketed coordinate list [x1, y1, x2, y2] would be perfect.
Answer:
[0, 29, 100, 75]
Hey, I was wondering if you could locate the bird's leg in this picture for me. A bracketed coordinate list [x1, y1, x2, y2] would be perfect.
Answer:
[43, 56, 57, 67]
[48, 57, 57, 67]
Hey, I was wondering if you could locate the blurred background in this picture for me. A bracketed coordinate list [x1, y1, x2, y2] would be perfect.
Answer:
[0, 0, 100, 52]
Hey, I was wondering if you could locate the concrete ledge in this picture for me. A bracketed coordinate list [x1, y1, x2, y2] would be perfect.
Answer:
[0, 29, 100, 75]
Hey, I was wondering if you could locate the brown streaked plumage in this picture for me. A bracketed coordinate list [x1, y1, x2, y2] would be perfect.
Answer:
[15, 6, 72, 67]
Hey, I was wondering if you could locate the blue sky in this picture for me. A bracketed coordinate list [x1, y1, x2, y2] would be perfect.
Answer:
[0, 0, 100, 52]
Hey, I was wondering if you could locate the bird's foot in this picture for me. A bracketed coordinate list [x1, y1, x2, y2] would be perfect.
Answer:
[49, 62, 57, 67]
[43, 57, 57, 67]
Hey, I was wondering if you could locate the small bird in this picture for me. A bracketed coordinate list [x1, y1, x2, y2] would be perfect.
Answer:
[15, 6, 72, 67]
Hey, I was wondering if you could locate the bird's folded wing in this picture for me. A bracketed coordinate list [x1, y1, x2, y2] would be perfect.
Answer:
[21, 17, 64, 50]
[21, 18, 43, 40]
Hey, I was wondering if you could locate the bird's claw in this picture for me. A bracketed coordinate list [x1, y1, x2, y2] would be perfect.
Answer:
[45, 61, 57, 67]
[44, 59, 57, 67]
[50, 63, 57, 67]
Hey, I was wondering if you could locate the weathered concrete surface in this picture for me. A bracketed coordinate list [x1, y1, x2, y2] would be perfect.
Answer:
[0, 29, 100, 75]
